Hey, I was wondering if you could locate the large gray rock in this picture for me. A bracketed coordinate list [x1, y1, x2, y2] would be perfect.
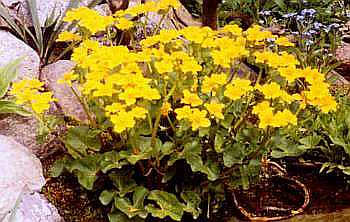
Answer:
[6, 192, 63, 222]
[0, 0, 109, 27]
[41, 60, 88, 123]
[0, 135, 44, 221]
[0, 30, 40, 80]
[0, 115, 42, 156]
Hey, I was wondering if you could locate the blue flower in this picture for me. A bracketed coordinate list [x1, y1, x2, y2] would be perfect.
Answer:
[313, 22, 324, 30]
[283, 12, 297, 19]
[305, 39, 314, 46]
[301, 9, 317, 17]
[259, 10, 272, 16]
[296, 15, 305, 21]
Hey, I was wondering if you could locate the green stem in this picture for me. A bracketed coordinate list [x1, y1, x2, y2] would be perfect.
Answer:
[70, 86, 96, 127]
[118, 31, 125, 45]
[152, 8, 170, 36]
[150, 83, 177, 166]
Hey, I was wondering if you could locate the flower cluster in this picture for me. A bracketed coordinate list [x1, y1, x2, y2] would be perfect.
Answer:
[48, 2, 338, 134]
[10, 79, 55, 114]
[60, 0, 181, 37]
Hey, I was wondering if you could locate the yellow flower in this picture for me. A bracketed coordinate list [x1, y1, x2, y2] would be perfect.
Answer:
[175, 106, 192, 120]
[315, 95, 337, 113]
[301, 67, 325, 85]
[92, 83, 117, 97]
[158, 0, 181, 10]
[180, 59, 202, 74]
[56, 31, 81, 42]
[254, 51, 280, 68]
[155, 59, 173, 74]
[116, 17, 134, 30]
[189, 109, 211, 130]
[110, 111, 136, 133]
[211, 50, 232, 68]
[224, 78, 252, 100]
[161, 102, 172, 116]
[11, 79, 54, 114]
[158, 29, 178, 43]
[202, 73, 227, 94]
[257, 109, 275, 129]
[275, 36, 294, 47]
[105, 103, 126, 116]
[119, 88, 139, 105]
[255, 82, 283, 99]
[181, 90, 203, 107]
[245, 25, 275, 43]
[221, 24, 242, 36]
[130, 106, 148, 119]
[205, 102, 225, 120]
[252, 101, 273, 115]
[180, 26, 209, 44]
[57, 72, 78, 86]
[141, 87, 161, 101]
[64, 7, 114, 34]
[279, 52, 299, 68]
[277, 67, 303, 82]
[273, 109, 298, 127]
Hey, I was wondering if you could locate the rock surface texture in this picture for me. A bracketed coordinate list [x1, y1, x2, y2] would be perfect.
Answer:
[8, 192, 63, 222]
[0, 30, 40, 80]
[0, 115, 42, 155]
[41, 60, 88, 122]
[0, 135, 61, 222]
[336, 41, 350, 81]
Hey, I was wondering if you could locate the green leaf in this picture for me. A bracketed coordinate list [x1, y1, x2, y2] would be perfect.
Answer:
[0, 58, 22, 98]
[298, 135, 321, 149]
[99, 190, 115, 206]
[223, 143, 245, 167]
[181, 191, 202, 219]
[49, 158, 67, 177]
[271, 136, 305, 158]
[76, 170, 97, 190]
[160, 141, 175, 158]
[214, 133, 225, 153]
[63, 126, 101, 159]
[27, 0, 43, 56]
[100, 151, 128, 173]
[114, 186, 149, 219]
[109, 171, 138, 197]
[0, 100, 31, 116]
[119, 137, 156, 164]
[274, 0, 286, 10]
[146, 190, 186, 221]
[201, 161, 219, 181]
[108, 212, 144, 222]
[65, 155, 100, 190]
[182, 141, 203, 172]
[0, 4, 26, 41]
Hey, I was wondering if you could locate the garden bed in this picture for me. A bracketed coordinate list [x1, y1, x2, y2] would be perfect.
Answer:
[41, 152, 350, 222]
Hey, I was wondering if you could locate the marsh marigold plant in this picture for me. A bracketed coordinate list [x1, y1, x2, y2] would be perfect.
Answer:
[10, 0, 338, 221]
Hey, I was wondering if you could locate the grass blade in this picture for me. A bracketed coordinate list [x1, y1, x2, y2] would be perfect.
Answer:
[27, 0, 44, 57]
[0, 3, 26, 40]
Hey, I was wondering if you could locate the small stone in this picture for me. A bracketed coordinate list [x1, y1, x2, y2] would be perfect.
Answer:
[0, 135, 45, 221]
[0, 30, 40, 81]
[41, 60, 88, 123]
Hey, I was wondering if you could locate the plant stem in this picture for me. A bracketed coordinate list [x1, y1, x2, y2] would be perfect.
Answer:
[70, 86, 96, 127]
[152, 8, 170, 36]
